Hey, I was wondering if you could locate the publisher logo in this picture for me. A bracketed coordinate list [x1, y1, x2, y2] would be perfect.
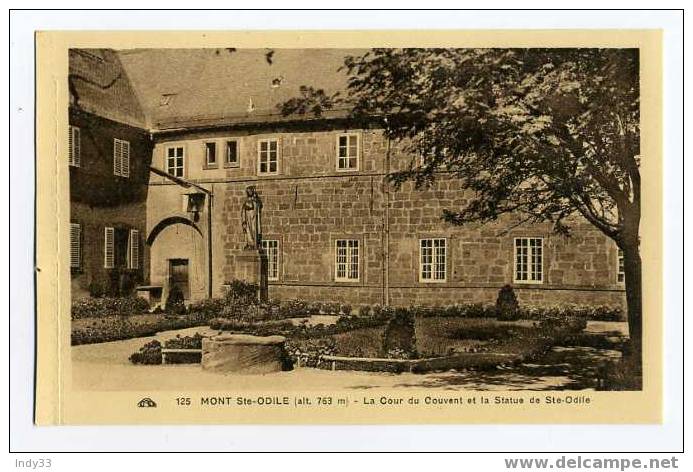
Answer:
[137, 397, 157, 408]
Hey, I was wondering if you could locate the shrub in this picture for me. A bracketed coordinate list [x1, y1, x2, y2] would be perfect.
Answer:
[71, 297, 150, 319]
[88, 281, 104, 298]
[285, 337, 336, 367]
[72, 314, 193, 345]
[322, 302, 341, 315]
[163, 333, 204, 350]
[208, 317, 296, 335]
[381, 308, 417, 359]
[224, 279, 259, 305]
[597, 354, 642, 391]
[519, 305, 624, 321]
[165, 286, 186, 315]
[496, 285, 520, 320]
[279, 299, 309, 318]
[358, 305, 373, 317]
[340, 304, 353, 316]
[307, 301, 323, 315]
[129, 340, 162, 365]
[221, 303, 259, 321]
[129, 335, 205, 365]
[187, 298, 225, 320]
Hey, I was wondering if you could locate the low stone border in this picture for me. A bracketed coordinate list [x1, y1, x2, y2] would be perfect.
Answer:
[315, 352, 519, 374]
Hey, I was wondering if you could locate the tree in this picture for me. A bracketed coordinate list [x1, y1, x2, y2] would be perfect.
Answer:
[281, 48, 642, 369]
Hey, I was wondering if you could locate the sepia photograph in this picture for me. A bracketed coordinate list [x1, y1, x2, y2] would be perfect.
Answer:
[65, 44, 644, 395]
[7, 5, 684, 459]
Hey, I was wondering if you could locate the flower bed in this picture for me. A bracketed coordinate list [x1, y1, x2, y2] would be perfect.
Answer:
[71, 313, 213, 345]
[129, 333, 205, 365]
[71, 297, 150, 319]
[290, 315, 587, 373]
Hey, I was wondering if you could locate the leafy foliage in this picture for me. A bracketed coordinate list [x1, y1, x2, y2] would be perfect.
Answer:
[164, 286, 186, 314]
[279, 85, 340, 117]
[128, 340, 162, 365]
[496, 285, 520, 320]
[281, 48, 641, 239]
[381, 308, 417, 359]
[280, 47, 642, 360]
[71, 296, 150, 319]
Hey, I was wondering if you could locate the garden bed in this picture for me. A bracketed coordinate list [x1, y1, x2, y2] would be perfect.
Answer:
[72, 313, 212, 345]
[288, 316, 587, 373]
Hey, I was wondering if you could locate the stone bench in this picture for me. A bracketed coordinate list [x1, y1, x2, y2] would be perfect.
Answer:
[201, 334, 289, 374]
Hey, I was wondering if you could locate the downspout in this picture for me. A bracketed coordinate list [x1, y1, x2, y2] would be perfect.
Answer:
[207, 186, 213, 299]
[383, 128, 391, 307]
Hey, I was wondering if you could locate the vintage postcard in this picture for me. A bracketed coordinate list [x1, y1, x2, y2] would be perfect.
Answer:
[35, 30, 662, 425]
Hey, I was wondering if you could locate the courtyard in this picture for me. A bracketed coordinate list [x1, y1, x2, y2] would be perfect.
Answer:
[72, 321, 627, 392]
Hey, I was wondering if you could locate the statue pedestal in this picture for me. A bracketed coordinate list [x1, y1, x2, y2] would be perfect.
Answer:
[236, 248, 268, 302]
[237, 248, 261, 284]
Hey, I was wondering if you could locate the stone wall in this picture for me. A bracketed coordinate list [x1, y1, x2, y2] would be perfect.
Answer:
[149, 124, 626, 308]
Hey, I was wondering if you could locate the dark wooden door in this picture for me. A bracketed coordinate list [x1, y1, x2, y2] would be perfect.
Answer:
[169, 259, 190, 300]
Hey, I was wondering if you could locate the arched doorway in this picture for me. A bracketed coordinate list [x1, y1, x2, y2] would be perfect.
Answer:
[147, 216, 205, 301]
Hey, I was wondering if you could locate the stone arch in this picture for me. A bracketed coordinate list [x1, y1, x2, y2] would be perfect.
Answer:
[146, 216, 202, 246]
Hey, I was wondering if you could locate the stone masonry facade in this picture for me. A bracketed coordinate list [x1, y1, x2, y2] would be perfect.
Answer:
[146, 121, 626, 309]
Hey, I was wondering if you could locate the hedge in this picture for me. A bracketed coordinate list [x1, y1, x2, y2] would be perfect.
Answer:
[71, 297, 150, 319]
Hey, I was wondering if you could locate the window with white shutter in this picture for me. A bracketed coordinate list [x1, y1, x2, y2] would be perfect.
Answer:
[113, 138, 130, 177]
[70, 223, 81, 269]
[128, 229, 140, 269]
[68, 126, 81, 167]
[104, 227, 115, 268]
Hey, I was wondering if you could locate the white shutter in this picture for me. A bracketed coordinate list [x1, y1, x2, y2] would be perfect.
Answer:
[128, 229, 139, 269]
[73, 127, 81, 167]
[70, 223, 81, 268]
[68, 126, 73, 166]
[68, 126, 81, 167]
[121, 140, 130, 177]
[113, 139, 122, 176]
[104, 227, 115, 268]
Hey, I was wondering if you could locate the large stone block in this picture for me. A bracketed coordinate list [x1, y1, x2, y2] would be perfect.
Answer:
[201, 334, 289, 374]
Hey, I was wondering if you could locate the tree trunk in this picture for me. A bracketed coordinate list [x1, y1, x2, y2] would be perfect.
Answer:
[621, 238, 642, 374]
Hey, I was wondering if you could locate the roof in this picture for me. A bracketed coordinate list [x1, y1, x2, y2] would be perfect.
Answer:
[69, 49, 147, 128]
[116, 48, 364, 131]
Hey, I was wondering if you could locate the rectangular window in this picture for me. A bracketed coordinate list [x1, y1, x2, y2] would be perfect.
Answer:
[617, 249, 625, 283]
[337, 134, 359, 170]
[225, 140, 239, 167]
[70, 223, 81, 269]
[335, 239, 359, 282]
[205, 142, 217, 167]
[420, 238, 447, 282]
[514, 237, 543, 283]
[68, 126, 81, 167]
[105, 227, 135, 269]
[113, 138, 130, 177]
[258, 139, 278, 175]
[128, 229, 140, 270]
[166, 146, 185, 177]
[104, 227, 115, 269]
[261, 240, 279, 281]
